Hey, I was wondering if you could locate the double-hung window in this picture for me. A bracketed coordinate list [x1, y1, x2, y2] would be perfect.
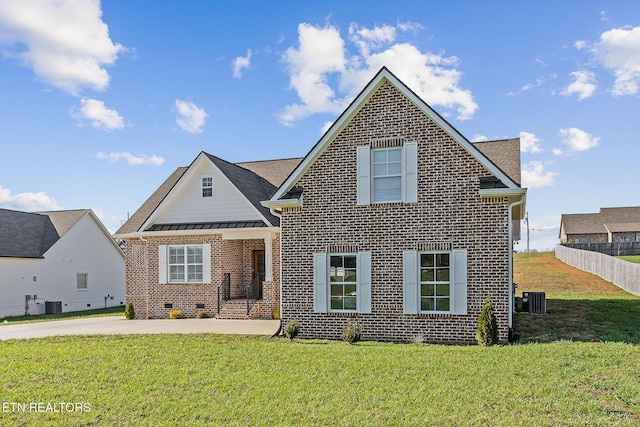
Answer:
[357, 142, 417, 205]
[314, 251, 371, 313]
[202, 177, 213, 197]
[158, 244, 211, 284]
[403, 249, 467, 315]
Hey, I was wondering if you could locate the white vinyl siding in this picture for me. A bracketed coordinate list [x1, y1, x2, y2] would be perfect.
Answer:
[313, 251, 371, 313]
[158, 244, 211, 284]
[403, 249, 467, 315]
[356, 142, 418, 205]
[201, 176, 213, 197]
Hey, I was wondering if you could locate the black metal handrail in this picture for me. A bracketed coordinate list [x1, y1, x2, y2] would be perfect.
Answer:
[217, 273, 231, 314]
[245, 274, 262, 315]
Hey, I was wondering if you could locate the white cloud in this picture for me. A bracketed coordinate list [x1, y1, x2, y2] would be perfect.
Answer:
[175, 100, 208, 133]
[232, 49, 252, 79]
[0, 185, 61, 211]
[552, 148, 564, 156]
[397, 21, 424, 33]
[574, 40, 587, 50]
[593, 25, 640, 95]
[0, 0, 124, 95]
[71, 98, 124, 131]
[471, 134, 488, 142]
[519, 131, 542, 153]
[96, 152, 164, 166]
[561, 70, 597, 100]
[559, 127, 600, 152]
[320, 121, 334, 135]
[279, 22, 477, 125]
[521, 161, 557, 189]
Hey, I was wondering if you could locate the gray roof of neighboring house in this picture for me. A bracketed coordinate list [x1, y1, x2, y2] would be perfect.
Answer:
[0, 209, 90, 258]
[561, 206, 640, 235]
[472, 138, 521, 186]
[116, 155, 303, 235]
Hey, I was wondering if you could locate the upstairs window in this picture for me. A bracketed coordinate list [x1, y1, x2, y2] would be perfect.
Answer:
[372, 148, 402, 203]
[202, 177, 213, 197]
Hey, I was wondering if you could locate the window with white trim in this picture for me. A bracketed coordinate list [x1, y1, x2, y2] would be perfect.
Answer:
[169, 245, 203, 283]
[77, 273, 88, 290]
[420, 253, 450, 312]
[636, 233, 640, 243]
[403, 249, 467, 315]
[372, 148, 402, 203]
[202, 177, 213, 197]
[357, 142, 418, 205]
[313, 251, 371, 314]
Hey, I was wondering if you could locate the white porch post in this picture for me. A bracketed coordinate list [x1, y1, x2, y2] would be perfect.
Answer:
[264, 233, 273, 282]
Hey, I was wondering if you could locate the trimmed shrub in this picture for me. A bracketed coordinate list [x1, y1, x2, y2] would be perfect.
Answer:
[284, 320, 300, 340]
[196, 311, 210, 319]
[124, 302, 135, 320]
[169, 309, 183, 319]
[342, 322, 362, 345]
[476, 294, 498, 346]
[272, 307, 280, 320]
[144, 313, 154, 320]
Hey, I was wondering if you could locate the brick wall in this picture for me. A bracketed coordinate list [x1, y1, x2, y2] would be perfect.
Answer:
[123, 232, 279, 319]
[279, 81, 512, 344]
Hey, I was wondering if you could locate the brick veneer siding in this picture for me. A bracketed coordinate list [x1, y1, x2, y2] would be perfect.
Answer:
[123, 232, 280, 319]
[279, 81, 513, 344]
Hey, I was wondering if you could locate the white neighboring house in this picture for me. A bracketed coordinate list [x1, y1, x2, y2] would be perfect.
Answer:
[0, 208, 125, 318]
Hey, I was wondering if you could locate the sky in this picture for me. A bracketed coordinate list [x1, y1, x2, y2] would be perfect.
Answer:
[0, 0, 639, 251]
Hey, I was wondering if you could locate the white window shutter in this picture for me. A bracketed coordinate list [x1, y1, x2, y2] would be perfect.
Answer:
[451, 249, 468, 315]
[403, 141, 418, 203]
[313, 253, 328, 313]
[403, 250, 419, 314]
[158, 245, 167, 284]
[357, 251, 372, 314]
[202, 244, 211, 284]
[356, 146, 371, 205]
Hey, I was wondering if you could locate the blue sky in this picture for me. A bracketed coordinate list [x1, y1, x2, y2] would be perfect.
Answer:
[1, 1, 639, 250]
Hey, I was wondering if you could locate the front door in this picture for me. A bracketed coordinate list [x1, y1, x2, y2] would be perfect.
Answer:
[252, 250, 265, 283]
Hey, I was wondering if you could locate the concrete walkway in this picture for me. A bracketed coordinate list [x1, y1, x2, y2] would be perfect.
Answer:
[0, 316, 280, 340]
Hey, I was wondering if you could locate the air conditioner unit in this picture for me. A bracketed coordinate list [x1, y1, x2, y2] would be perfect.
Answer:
[522, 292, 546, 314]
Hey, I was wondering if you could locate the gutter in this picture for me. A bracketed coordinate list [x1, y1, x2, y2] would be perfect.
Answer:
[507, 196, 525, 335]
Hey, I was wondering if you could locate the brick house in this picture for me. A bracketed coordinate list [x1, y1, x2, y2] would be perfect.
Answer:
[263, 67, 526, 343]
[559, 206, 640, 244]
[114, 153, 300, 319]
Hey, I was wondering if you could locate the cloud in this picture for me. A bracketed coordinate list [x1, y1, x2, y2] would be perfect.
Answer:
[593, 25, 640, 95]
[0, 0, 124, 95]
[559, 127, 600, 152]
[521, 161, 557, 189]
[397, 21, 424, 33]
[519, 131, 542, 153]
[279, 22, 477, 125]
[232, 49, 252, 79]
[471, 134, 488, 142]
[561, 70, 596, 100]
[96, 152, 164, 166]
[71, 98, 124, 131]
[0, 185, 61, 211]
[175, 100, 208, 133]
[574, 40, 587, 50]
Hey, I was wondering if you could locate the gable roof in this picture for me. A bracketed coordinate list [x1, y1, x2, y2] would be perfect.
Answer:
[116, 154, 303, 236]
[0, 208, 60, 258]
[38, 209, 89, 236]
[265, 67, 524, 205]
[561, 206, 640, 235]
[472, 139, 521, 186]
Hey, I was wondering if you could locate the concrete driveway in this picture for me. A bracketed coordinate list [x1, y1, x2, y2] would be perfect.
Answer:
[0, 316, 280, 340]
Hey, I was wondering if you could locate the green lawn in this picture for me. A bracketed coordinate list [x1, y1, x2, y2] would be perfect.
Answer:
[617, 255, 640, 264]
[1, 252, 639, 426]
[0, 306, 124, 325]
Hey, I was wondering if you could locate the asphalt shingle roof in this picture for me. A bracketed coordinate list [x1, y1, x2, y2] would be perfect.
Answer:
[0, 209, 59, 258]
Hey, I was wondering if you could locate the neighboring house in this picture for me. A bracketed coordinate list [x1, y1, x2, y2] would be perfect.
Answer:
[0, 209, 125, 318]
[114, 154, 301, 319]
[263, 67, 526, 343]
[559, 206, 640, 244]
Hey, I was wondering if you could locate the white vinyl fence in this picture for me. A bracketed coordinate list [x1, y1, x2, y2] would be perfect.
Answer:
[555, 244, 640, 296]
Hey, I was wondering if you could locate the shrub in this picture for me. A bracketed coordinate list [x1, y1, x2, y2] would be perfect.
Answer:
[342, 322, 362, 345]
[169, 309, 183, 319]
[284, 320, 300, 340]
[196, 311, 210, 319]
[124, 302, 135, 320]
[412, 335, 425, 345]
[476, 294, 498, 346]
[272, 307, 280, 320]
[144, 313, 154, 320]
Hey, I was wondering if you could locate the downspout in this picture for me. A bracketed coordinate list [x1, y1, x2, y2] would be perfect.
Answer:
[139, 236, 149, 317]
[507, 197, 525, 335]
[270, 207, 283, 338]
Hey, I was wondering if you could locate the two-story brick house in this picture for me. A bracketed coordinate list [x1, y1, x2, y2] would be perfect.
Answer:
[263, 67, 526, 343]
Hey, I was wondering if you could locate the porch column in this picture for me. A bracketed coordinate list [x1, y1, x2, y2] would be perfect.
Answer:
[264, 233, 273, 282]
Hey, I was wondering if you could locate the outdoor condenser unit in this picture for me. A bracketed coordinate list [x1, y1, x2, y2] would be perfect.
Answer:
[522, 292, 546, 314]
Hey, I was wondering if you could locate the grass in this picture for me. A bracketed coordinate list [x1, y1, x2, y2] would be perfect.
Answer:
[0, 306, 124, 325]
[617, 255, 640, 264]
[0, 252, 639, 426]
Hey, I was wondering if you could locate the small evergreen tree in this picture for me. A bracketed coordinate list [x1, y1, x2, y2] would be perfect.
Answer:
[342, 322, 362, 345]
[284, 320, 300, 340]
[476, 294, 498, 346]
[124, 302, 135, 320]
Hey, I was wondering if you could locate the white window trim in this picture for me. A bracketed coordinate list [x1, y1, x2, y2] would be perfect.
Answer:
[201, 176, 213, 198]
[159, 244, 211, 285]
[329, 253, 358, 313]
[314, 251, 371, 314]
[76, 273, 88, 291]
[371, 147, 403, 204]
[418, 251, 452, 314]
